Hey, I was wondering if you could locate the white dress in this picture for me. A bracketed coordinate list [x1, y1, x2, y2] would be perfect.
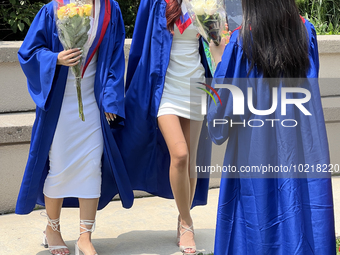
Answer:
[43, 52, 103, 199]
[157, 23, 206, 121]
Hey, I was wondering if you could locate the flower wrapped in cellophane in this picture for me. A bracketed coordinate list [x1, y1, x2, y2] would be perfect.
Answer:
[54, 0, 93, 121]
[183, 0, 228, 75]
[184, 0, 226, 45]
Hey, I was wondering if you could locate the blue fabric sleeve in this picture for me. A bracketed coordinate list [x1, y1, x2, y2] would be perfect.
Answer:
[102, 2, 126, 124]
[307, 21, 319, 77]
[207, 37, 240, 145]
[125, 0, 153, 90]
[17, 5, 59, 111]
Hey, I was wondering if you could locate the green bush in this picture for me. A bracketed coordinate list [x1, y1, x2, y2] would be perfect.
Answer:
[297, 0, 340, 35]
[0, 0, 49, 40]
[0, 0, 140, 40]
[1, 0, 339, 40]
[116, 0, 140, 38]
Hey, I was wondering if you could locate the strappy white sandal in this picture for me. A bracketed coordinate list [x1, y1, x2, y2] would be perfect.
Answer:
[41, 212, 70, 255]
[177, 215, 181, 246]
[75, 220, 98, 255]
[179, 224, 197, 255]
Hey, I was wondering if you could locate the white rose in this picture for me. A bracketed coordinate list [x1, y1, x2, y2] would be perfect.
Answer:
[191, 0, 205, 15]
[204, 0, 218, 15]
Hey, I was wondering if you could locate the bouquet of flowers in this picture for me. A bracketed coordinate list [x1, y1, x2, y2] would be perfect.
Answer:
[54, 0, 93, 121]
[184, 0, 226, 45]
[183, 0, 228, 75]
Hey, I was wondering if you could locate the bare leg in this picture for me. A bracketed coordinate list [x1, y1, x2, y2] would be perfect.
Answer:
[180, 118, 203, 207]
[158, 115, 198, 251]
[177, 119, 203, 222]
[44, 196, 69, 255]
[77, 198, 99, 255]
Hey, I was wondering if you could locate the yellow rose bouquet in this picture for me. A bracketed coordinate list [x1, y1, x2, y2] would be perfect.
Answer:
[54, 0, 93, 121]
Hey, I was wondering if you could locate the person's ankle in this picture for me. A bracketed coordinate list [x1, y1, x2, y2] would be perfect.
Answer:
[78, 233, 91, 243]
[180, 217, 193, 227]
[46, 224, 60, 233]
[77, 236, 96, 255]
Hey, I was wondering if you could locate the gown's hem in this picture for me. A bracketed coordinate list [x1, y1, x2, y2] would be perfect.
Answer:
[157, 111, 204, 121]
[43, 192, 101, 199]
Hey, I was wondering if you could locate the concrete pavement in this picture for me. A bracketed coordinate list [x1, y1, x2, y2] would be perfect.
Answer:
[1, 178, 340, 255]
[0, 189, 219, 255]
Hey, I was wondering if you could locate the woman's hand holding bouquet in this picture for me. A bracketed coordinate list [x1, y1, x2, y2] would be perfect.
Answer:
[54, 0, 93, 121]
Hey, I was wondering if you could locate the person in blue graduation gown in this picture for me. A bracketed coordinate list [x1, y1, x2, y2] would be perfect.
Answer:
[114, 0, 212, 253]
[208, 0, 336, 254]
[16, 0, 133, 254]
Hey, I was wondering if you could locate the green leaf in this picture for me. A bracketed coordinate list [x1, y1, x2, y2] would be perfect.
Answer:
[23, 18, 31, 25]
[11, 23, 17, 33]
[17, 21, 24, 31]
[328, 22, 334, 32]
[9, 0, 17, 5]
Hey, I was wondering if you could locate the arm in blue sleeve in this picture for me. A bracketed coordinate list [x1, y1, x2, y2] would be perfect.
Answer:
[102, 2, 126, 126]
[17, 4, 60, 111]
[207, 40, 239, 145]
[310, 23, 319, 77]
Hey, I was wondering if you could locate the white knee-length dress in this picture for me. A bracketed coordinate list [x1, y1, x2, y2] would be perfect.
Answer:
[43, 52, 103, 199]
[157, 22, 206, 121]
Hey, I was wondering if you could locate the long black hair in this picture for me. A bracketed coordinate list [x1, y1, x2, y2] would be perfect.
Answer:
[241, 0, 310, 79]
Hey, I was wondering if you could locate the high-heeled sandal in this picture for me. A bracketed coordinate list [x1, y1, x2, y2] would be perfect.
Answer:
[75, 220, 98, 255]
[41, 212, 70, 255]
[179, 224, 197, 255]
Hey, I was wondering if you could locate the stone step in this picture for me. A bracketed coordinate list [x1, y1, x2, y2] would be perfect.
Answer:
[0, 111, 34, 145]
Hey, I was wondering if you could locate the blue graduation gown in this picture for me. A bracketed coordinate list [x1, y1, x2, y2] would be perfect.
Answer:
[114, 0, 212, 207]
[16, 0, 134, 215]
[208, 20, 336, 254]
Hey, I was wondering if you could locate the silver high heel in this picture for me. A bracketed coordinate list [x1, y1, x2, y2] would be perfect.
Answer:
[41, 212, 70, 255]
[179, 224, 197, 255]
[75, 220, 98, 255]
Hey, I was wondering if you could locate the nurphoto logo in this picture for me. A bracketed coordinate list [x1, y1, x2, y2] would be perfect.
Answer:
[198, 80, 312, 128]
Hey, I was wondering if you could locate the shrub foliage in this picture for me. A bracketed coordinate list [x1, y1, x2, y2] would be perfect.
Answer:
[0, 0, 49, 40]
[296, 0, 340, 34]
[116, 0, 140, 38]
[0, 0, 339, 41]
[0, 0, 140, 40]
